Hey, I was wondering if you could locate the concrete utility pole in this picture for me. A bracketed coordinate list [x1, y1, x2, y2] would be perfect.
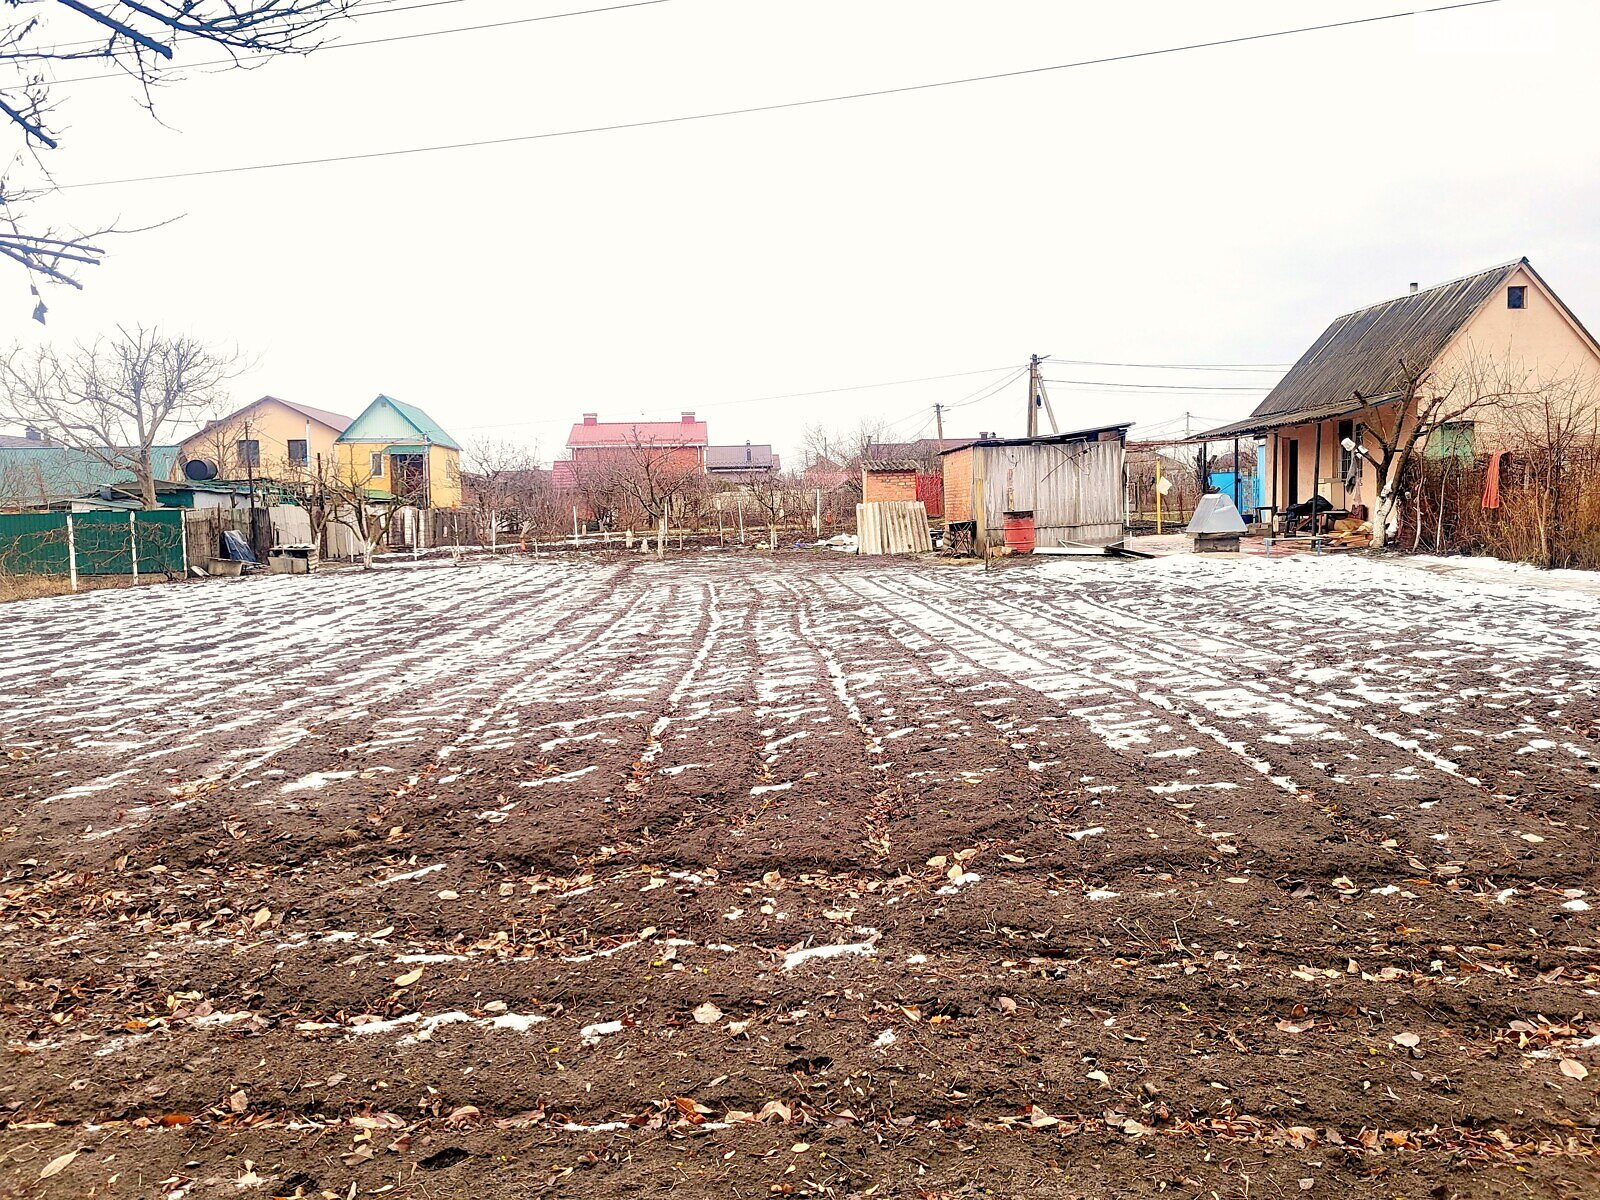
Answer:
[1027, 355, 1040, 438]
[934, 403, 945, 453]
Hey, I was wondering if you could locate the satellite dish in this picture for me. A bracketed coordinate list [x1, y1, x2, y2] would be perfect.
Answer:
[184, 458, 218, 481]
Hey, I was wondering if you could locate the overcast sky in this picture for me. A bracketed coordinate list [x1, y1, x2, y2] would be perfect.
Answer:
[7, 0, 1597, 463]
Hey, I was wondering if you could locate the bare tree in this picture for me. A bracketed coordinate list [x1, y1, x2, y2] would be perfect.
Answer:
[0, 1, 357, 309]
[462, 436, 541, 548]
[1358, 356, 1538, 548]
[802, 417, 890, 502]
[327, 454, 428, 569]
[0, 326, 235, 508]
[741, 470, 798, 549]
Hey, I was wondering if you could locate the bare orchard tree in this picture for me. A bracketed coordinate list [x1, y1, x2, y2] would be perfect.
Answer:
[801, 417, 890, 502]
[0, 326, 235, 508]
[739, 470, 797, 549]
[462, 436, 541, 548]
[584, 429, 707, 543]
[328, 456, 428, 570]
[0, 0, 357, 309]
[1358, 355, 1537, 549]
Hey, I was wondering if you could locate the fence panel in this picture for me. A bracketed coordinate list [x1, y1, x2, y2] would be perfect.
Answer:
[0, 509, 185, 578]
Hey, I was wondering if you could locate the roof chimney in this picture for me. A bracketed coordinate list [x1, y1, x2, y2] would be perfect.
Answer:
[24, 425, 42, 442]
[582, 413, 598, 425]
[681, 411, 695, 424]
[1409, 282, 1419, 295]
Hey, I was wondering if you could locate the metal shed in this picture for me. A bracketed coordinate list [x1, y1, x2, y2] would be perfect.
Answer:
[940, 423, 1130, 554]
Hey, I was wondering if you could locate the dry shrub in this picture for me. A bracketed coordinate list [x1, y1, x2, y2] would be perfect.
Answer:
[1406, 441, 1600, 570]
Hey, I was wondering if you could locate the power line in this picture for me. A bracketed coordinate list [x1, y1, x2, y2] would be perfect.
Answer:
[444, 364, 1024, 432]
[54, 0, 675, 84]
[1050, 357, 1290, 372]
[1042, 378, 1271, 393]
[59, 0, 1511, 191]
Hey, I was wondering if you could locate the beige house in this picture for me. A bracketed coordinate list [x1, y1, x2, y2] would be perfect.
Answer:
[1203, 258, 1600, 521]
[177, 396, 351, 484]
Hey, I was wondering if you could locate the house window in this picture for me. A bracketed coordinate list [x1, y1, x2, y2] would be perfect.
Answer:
[1428, 421, 1476, 461]
[369, 451, 385, 478]
[237, 439, 260, 468]
[1338, 420, 1359, 482]
[288, 439, 308, 466]
[1508, 285, 1527, 309]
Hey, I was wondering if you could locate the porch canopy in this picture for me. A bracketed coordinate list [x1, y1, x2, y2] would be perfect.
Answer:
[1199, 392, 1398, 441]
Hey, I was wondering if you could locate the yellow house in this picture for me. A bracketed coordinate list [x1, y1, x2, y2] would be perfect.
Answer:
[334, 395, 463, 510]
[177, 396, 351, 483]
[1203, 258, 1600, 524]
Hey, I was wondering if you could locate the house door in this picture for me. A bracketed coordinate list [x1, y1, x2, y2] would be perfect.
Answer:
[1284, 439, 1300, 506]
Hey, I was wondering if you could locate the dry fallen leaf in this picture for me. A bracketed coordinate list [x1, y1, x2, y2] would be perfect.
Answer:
[1086, 1069, 1110, 1086]
[1392, 1032, 1420, 1048]
[39, 1150, 77, 1180]
[229, 1088, 249, 1112]
[395, 967, 424, 988]
[692, 1002, 724, 1025]
[1276, 1019, 1314, 1035]
[1559, 1059, 1589, 1080]
[251, 906, 271, 928]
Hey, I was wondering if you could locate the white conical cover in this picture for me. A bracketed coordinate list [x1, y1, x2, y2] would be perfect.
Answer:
[1186, 492, 1248, 535]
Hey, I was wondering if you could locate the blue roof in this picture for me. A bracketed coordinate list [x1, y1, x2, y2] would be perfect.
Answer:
[0, 445, 181, 507]
[336, 395, 462, 451]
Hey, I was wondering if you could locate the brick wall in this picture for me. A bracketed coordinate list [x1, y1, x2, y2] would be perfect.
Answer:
[942, 449, 973, 522]
[863, 470, 918, 505]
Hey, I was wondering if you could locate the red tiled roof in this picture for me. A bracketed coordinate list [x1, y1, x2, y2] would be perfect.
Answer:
[567, 418, 709, 449]
[550, 459, 579, 490]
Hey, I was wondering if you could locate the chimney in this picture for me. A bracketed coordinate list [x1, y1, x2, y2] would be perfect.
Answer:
[745, 440, 752, 463]
[1409, 282, 1419, 295]
[681, 411, 695, 424]
[24, 425, 43, 442]
[582, 413, 598, 425]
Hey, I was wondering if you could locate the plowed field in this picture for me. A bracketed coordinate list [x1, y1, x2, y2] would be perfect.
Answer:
[2, 552, 1598, 1199]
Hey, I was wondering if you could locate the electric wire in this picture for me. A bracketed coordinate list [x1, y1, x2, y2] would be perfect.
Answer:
[59, 0, 1511, 190]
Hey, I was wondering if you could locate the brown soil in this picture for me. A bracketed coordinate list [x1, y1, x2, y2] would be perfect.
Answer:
[1, 551, 1598, 1199]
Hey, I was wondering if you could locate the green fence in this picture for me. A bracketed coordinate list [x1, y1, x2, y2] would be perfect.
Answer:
[0, 510, 185, 580]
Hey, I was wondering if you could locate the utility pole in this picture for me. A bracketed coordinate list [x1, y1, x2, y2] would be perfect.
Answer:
[1026, 355, 1059, 437]
[1027, 355, 1040, 438]
[934, 403, 945, 453]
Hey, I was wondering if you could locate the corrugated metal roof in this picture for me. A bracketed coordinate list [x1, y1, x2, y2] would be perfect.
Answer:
[942, 422, 1132, 453]
[0, 445, 182, 507]
[863, 459, 922, 473]
[337, 395, 462, 451]
[706, 444, 777, 470]
[1200, 393, 1398, 440]
[1241, 259, 1524, 427]
[567, 418, 709, 448]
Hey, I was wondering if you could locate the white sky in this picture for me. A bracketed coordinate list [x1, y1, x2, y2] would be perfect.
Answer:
[7, 0, 1597, 463]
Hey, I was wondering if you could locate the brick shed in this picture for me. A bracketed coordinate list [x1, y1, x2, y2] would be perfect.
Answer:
[862, 460, 944, 517]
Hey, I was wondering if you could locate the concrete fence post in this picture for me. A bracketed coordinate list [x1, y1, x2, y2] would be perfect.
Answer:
[65, 514, 78, 593]
[129, 511, 139, 581]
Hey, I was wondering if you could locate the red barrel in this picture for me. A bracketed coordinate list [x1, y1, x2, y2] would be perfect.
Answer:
[1002, 510, 1035, 555]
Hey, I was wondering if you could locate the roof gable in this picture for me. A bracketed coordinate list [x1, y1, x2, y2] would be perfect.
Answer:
[1251, 259, 1525, 421]
[337, 395, 462, 451]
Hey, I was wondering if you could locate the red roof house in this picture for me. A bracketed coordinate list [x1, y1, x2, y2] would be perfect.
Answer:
[565, 412, 709, 476]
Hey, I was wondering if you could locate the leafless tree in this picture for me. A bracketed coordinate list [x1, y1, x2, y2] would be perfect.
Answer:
[741, 469, 800, 549]
[802, 417, 891, 502]
[0, 1, 357, 310]
[462, 436, 544, 547]
[327, 453, 428, 569]
[1358, 355, 1538, 549]
[0, 326, 236, 508]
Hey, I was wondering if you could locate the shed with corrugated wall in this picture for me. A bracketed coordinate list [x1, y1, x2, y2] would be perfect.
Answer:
[941, 423, 1130, 554]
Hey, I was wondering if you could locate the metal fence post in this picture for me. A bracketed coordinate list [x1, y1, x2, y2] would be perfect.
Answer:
[129, 511, 139, 581]
[65, 514, 77, 593]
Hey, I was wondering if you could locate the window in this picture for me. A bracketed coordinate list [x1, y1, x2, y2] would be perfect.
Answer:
[288, 439, 308, 466]
[369, 451, 385, 478]
[1508, 285, 1527, 309]
[237, 439, 260, 468]
[1338, 420, 1359, 482]
[1428, 421, 1476, 461]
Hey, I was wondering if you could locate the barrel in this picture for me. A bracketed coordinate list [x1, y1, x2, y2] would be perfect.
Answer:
[1001, 510, 1035, 555]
